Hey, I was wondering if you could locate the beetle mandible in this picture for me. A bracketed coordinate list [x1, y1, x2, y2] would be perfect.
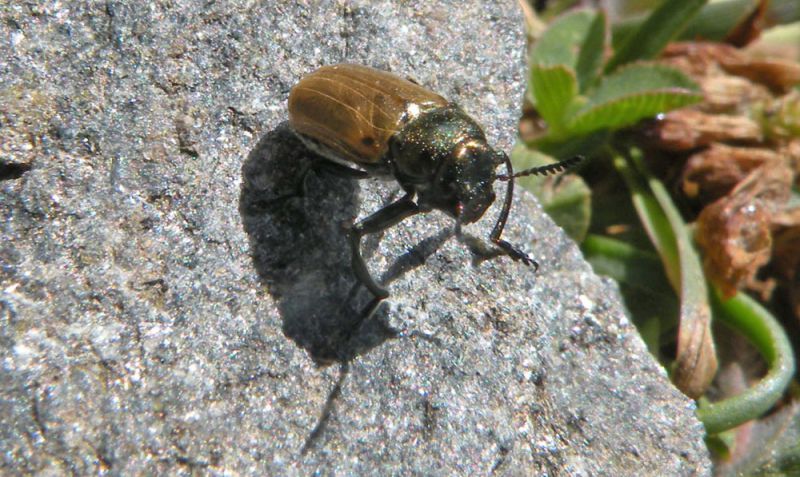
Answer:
[288, 64, 579, 314]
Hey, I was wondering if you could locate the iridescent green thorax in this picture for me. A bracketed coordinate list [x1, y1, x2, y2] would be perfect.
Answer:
[389, 104, 486, 184]
[388, 104, 499, 222]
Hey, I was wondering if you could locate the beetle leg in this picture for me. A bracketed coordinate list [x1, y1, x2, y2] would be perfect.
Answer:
[490, 152, 539, 270]
[355, 296, 384, 328]
[349, 194, 419, 299]
[493, 239, 539, 271]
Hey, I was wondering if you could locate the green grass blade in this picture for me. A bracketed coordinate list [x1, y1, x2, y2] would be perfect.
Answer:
[611, 153, 680, 289]
[581, 234, 671, 293]
[612, 0, 800, 48]
[606, 0, 708, 72]
[698, 289, 796, 435]
[615, 149, 716, 398]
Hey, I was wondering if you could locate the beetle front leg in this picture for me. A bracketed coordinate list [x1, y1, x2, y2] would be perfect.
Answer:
[492, 239, 538, 271]
[348, 193, 419, 299]
[489, 151, 539, 270]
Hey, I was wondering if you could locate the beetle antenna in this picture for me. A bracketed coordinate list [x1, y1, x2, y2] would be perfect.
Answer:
[496, 155, 583, 181]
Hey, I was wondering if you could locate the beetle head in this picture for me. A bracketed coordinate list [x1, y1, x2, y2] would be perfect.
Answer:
[434, 141, 499, 224]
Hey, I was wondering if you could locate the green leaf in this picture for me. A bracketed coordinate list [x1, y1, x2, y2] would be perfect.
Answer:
[530, 10, 597, 67]
[530, 9, 607, 92]
[606, 0, 708, 72]
[567, 63, 701, 136]
[512, 143, 591, 241]
[586, 63, 700, 106]
[529, 64, 578, 134]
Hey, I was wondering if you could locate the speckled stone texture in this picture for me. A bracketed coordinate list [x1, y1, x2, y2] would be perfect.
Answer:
[0, 1, 710, 475]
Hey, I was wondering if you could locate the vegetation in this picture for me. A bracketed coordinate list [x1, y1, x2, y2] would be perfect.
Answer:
[516, 1, 800, 472]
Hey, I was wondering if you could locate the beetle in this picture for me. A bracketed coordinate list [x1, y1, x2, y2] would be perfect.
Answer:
[288, 64, 580, 315]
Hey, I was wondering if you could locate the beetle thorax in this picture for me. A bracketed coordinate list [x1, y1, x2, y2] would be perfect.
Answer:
[388, 104, 500, 223]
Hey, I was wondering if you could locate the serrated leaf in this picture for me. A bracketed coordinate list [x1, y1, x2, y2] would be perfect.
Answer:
[568, 90, 701, 135]
[567, 63, 701, 135]
[529, 9, 607, 92]
[529, 64, 578, 133]
[512, 143, 591, 241]
[585, 63, 699, 104]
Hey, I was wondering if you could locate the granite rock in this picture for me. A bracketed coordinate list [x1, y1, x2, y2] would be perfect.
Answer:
[0, 1, 710, 475]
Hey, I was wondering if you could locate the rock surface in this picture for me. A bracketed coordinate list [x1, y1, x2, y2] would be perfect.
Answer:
[0, 1, 710, 475]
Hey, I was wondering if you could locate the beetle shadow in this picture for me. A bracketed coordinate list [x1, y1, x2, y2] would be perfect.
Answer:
[240, 122, 448, 364]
